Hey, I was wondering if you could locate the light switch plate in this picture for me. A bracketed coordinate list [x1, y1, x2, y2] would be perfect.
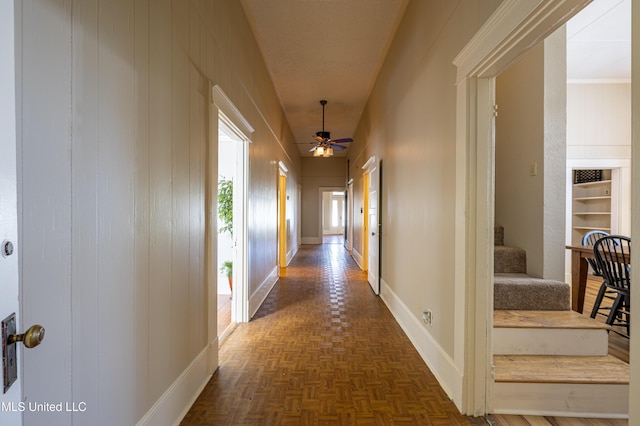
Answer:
[2, 313, 17, 394]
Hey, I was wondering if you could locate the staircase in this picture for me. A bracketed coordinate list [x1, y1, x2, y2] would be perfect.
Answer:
[494, 225, 570, 310]
[491, 227, 629, 417]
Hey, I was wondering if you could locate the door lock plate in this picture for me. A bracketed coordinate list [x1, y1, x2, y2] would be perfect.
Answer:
[2, 313, 17, 394]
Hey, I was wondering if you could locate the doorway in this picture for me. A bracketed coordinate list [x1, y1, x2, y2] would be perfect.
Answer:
[278, 163, 288, 269]
[346, 179, 354, 253]
[362, 156, 380, 295]
[319, 187, 346, 245]
[215, 113, 249, 344]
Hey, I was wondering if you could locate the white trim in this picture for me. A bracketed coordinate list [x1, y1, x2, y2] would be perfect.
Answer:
[568, 78, 632, 85]
[453, 0, 589, 415]
[301, 236, 322, 245]
[318, 186, 346, 244]
[380, 278, 463, 405]
[361, 155, 376, 172]
[351, 248, 364, 270]
[136, 345, 215, 426]
[278, 160, 288, 175]
[212, 85, 254, 137]
[453, 0, 591, 83]
[212, 85, 251, 324]
[248, 266, 279, 319]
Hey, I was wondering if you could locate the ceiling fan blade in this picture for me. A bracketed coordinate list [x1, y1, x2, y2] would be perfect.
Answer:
[314, 135, 326, 143]
[331, 144, 347, 150]
[331, 138, 353, 143]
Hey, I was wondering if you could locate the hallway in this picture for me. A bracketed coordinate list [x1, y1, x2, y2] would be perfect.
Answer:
[181, 244, 475, 425]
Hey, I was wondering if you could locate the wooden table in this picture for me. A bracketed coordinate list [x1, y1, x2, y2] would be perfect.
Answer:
[566, 245, 595, 314]
[566, 244, 631, 314]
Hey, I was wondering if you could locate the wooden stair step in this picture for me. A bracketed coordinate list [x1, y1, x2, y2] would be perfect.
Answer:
[494, 355, 629, 384]
[494, 310, 610, 330]
[494, 310, 611, 356]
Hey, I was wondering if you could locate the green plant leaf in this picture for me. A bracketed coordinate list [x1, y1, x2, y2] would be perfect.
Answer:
[218, 178, 233, 236]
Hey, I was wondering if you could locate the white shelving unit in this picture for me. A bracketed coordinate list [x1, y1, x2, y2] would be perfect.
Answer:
[571, 170, 613, 245]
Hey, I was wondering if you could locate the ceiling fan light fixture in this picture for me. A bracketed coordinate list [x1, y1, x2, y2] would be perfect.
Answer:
[309, 100, 352, 157]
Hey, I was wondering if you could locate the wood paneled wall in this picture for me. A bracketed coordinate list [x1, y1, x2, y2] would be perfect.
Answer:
[16, 0, 299, 424]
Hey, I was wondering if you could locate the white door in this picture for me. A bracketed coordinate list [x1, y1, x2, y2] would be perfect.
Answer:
[328, 192, 345, 235]
[366, 161, 380, 294]
[0, 2, 22, 424]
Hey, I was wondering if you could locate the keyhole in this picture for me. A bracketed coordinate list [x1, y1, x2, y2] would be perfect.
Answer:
[2, 240, 13, 258]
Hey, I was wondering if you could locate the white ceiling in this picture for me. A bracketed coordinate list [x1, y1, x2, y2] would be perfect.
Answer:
[240, 0, 408, 157]
[567, 0, 630, 82]
[240, 0, 630, 157]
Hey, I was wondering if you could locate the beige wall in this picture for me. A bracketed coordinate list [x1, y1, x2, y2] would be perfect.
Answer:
[567, 83, 631, 157]
[495, 29, 567, 280]
[347, 0, 502, 397]
[567, 82, 632, 238]
[301, 157, 346, 243]
[16, 0, 299, 424]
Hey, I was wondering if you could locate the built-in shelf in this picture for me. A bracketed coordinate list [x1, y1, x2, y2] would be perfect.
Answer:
[572, 179, 612, 188]
[573, 226, 612, 232]
[571, 170, 613, 245]
[574, 196, 611, 202]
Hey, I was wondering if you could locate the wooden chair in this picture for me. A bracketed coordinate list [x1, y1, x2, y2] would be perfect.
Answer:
[592, 235, 631, 337]
[585, 231, 616, 320]
[582, 230, 610, 275]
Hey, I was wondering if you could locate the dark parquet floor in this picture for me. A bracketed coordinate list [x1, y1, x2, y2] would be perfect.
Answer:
[181, 243, 478, 425]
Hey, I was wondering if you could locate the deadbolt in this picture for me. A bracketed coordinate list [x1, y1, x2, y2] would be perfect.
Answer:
[8, 324, 45, 348]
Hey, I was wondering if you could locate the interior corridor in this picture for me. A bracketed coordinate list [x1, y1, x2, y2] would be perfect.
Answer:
[181, 243, 477, 425]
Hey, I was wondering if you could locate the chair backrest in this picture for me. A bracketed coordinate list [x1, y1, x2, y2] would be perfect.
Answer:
[582, 230, 610, 275]
[593, 235, 631, 293]
[582, 230, 610, 247]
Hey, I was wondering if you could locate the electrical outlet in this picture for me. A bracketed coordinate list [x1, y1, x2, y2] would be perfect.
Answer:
[529, 162, 538, 176]
[422, 309, 432, 326]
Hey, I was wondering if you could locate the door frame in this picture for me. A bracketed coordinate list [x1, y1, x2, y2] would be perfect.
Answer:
[452, 0, 592, 414]
[318, 187, 347, 243]
[361, 155, 379, 294]
[209, 85, 252, 369]
[278, 162, 288, 268]
[0, 1, 22, 423]
[346, 179, 354, 253]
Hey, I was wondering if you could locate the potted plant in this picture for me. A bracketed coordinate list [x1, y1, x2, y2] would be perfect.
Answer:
[220, 260, 232, 293]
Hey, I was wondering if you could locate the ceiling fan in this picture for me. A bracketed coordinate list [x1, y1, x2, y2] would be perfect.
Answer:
[309, 100, 353, 157]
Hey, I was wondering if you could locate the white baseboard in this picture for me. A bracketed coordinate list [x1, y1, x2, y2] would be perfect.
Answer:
[137, 343, 215, 426]
[379, 278, 463, 405]
[352, 248, 364, 269]
[286, 245, 298, 266]
[301, 236, 322, 245]
[249, 266, 279, 318]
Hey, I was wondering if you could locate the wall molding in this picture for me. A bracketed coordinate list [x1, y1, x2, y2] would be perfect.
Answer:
[249, 266, 279, 318]
[212, 85, 254, 138]
[351, 248, 364, 271]
[136, 345, 214, 426]
[380, 278, 463, 405]
[453, 0, 590, 82]
[301, 237, 322, 245]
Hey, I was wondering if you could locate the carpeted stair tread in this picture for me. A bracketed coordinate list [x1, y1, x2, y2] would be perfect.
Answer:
[494, 245, 526, 274]
[494, 273, 570, 311]
[495, 225, 504, 246]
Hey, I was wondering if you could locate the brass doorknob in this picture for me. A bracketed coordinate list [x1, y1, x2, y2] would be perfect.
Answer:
[8, 325, 45, 348]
